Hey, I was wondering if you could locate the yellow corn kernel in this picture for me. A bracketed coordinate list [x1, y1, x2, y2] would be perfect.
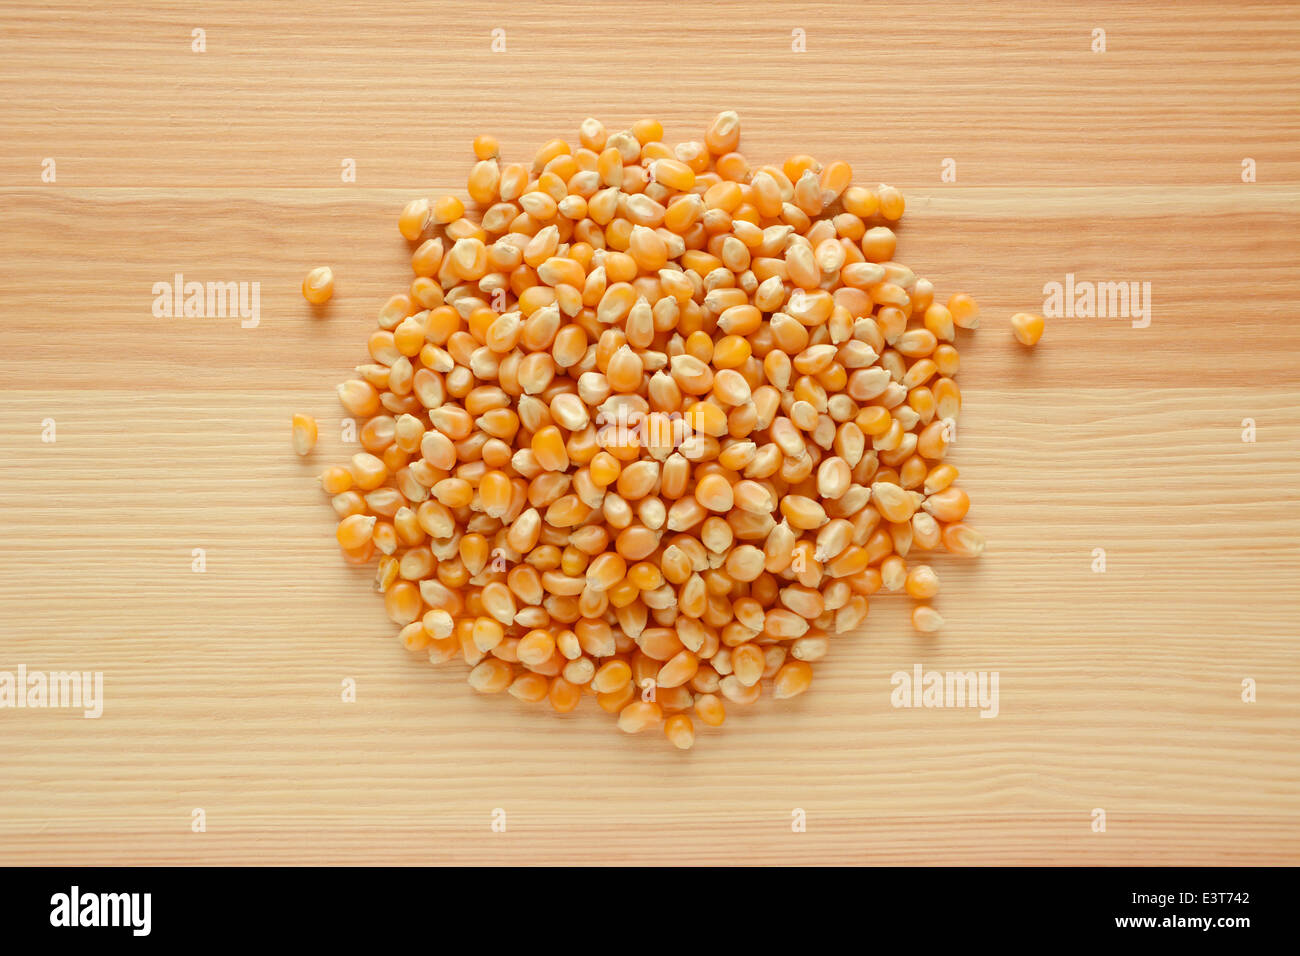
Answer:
[302, 266, 334, 305]
[467, 160, 501, 205]
[694, 693, 725, 726]
[1011, 311, 1045, 346]
[904, 565, 940, 599]
[877, 184, 905, 221]
[948, 293, 980, 329]
[508, 672, 550, 703]
[320, 465, 353, 495]
[291, 413, 318, 455]
[652, 158, 696, 192]
[617, 700, 663, 734]
[548, 676, 582, 713]
[912, 605, 944, 633]
[663, 713, 695, 750]
[705, 110, 741, 155]
[772, 660, 813, 699]
[336, 513, 375, 550]
[942, 522, 985, 557]
[468, 658, 513, 693]
[398, 199, 430, 241]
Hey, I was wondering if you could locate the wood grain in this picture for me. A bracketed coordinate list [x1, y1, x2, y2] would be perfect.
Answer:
[1, 0, 1297, 865]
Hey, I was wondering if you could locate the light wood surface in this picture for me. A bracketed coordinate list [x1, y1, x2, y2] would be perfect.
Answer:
[1, 1, 1298, 865]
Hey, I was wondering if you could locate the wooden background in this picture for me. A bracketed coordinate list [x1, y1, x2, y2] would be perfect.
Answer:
[1, 1, 1297, 865]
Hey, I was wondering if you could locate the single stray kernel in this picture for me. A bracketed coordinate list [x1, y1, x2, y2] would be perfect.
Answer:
[1010, 312, 1045, 346]
[302, 266, 334, 305]
[912, 605, 945, 633]
[291, 413, 318, 456]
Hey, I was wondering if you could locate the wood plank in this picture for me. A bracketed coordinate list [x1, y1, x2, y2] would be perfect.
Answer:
[0, 188, 1296, 388]
[1, 392, 1295, 863]
[0, 0, 1297, 865]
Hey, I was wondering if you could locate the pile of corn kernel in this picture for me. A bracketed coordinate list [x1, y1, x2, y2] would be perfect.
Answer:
[295, 112, 993, 749]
